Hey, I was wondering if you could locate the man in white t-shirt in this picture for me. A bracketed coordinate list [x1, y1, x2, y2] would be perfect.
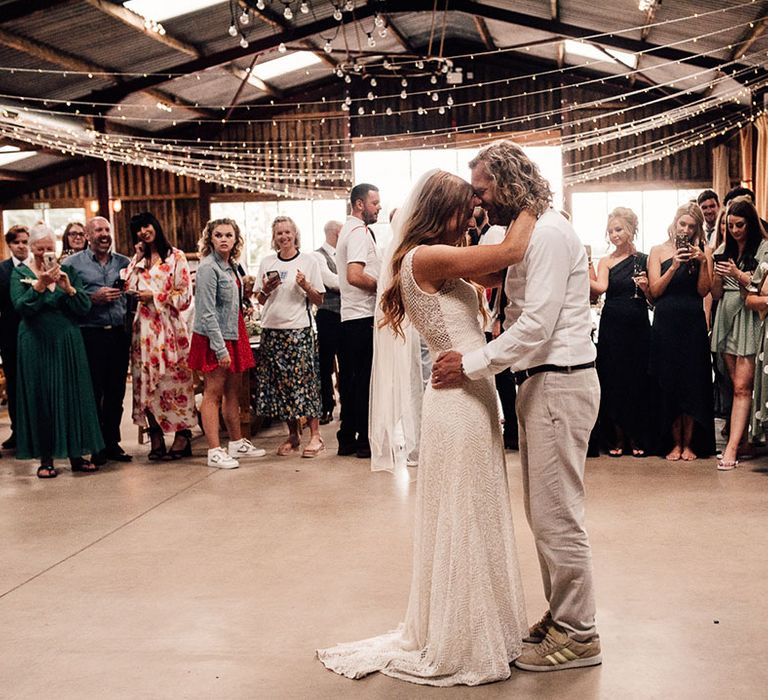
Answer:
[335, 183, 381, 457]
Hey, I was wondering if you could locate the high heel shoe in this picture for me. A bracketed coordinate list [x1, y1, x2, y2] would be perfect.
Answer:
[147, 427, 167, 461]
[164, 429, 192, 461]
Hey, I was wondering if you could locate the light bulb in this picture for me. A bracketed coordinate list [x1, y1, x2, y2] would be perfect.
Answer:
[344, 96, 352, 105]
[278, 42, 287, 52]
[415, 60, 424, 69]
[335, 67, 343, 77]
[438, 106, 445, 114]
[341, 103, 349, 111]
[378, 27, 387, 37]
[284, 6, 293, 19]
[357, 106, 364, 115]
[370, 77, 377, 86]
[374, 14, 384, 27]
[383, 60, 391, 70]
[400, 90, 407, 99]
[430, 75, 437, 84]
[300, 1, 309, 13]
[240, 36, 249, 48]
[228, 23, 238, 37]
[324, 41, 333, 53]
[441, 63, 449, 73]
[239, 9, 249, 24]
[432, 92, 439, 101]
[257, 0, 265, 8]
[345, 0, 354, 10]
[447, 95, 454, 106]
[367, 91, 374, 100]
[401, 78, 408, 87]
[418, 107, 425, 115]
[333, 8, 342, 20]
[367, 34, 375, 47]
[385, 107, 392, 115]
[344, 74, 351, 83]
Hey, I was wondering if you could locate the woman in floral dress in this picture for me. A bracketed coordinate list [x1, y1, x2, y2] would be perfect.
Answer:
[123, 212, 196, 460]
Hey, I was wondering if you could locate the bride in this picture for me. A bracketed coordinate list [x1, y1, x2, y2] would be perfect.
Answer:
[317, 170, 536, 686]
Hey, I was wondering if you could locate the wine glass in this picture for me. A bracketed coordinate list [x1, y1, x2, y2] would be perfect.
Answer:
[631, 256, 646, 299]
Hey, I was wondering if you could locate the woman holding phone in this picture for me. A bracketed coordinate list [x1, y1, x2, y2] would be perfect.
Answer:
[11, 223, 102, 477]
[710, 199, 767, 470]
[188, 218, 264, 468]
[647, 203, 714, 461]
[255, 216, 325, 457]
[123, 212, 197, 461]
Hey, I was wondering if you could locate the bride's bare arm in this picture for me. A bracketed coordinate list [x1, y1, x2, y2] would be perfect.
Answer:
[411, 211, 537, 289]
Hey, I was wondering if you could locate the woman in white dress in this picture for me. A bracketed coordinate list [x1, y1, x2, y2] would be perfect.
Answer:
[317, 170, 536, 686]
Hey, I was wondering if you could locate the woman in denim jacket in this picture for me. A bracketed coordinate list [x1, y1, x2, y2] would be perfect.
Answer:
[188, 218, 265, 468]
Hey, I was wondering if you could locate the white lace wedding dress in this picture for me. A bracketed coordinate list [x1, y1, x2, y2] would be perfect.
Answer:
[317, 247, 527, 686]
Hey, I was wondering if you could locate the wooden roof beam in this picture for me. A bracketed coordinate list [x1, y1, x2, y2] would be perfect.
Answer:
[72, 5, 377, 106]
[550, 0, 560, 22]
[732, 13, 768, 61]
[473, 17, 496, 51]
[0, 26, 212, 118]
[0, 170, 28, 182]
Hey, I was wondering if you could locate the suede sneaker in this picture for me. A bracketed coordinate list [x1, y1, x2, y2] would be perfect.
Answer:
[514, 626, 601, 672]
[523, 610, 553, 644]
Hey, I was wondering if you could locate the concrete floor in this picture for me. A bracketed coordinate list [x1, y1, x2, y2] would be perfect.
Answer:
[1, 403, 766, 700]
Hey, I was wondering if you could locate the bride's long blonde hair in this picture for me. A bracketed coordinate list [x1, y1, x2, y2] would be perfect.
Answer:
[380, 171, 475, 337]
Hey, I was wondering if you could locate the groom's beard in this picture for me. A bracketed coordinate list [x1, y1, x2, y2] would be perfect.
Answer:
[486, 203, 519, 227]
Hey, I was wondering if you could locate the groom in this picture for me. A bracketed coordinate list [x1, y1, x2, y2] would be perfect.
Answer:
[431, 141, 602, 672]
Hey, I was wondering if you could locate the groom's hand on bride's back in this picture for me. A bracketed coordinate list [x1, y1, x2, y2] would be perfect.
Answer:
[432, 351, 464, 389]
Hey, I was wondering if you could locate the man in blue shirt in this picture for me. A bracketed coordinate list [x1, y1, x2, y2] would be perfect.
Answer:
[66, 216, 132, 465]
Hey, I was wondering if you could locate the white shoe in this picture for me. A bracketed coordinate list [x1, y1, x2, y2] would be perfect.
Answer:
[208, 447, 239, 469]
[228, 438, 266, 458]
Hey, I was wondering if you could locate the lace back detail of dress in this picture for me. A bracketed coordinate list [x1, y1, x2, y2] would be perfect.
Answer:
[400, 247, 486, 355]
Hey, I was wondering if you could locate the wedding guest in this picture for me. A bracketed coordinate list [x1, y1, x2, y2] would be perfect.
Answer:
[745, 253, 768, 444]
[188, 218, 265, 468]
[124, 212, 197, 461]
[697, 190, 720, 247]
[255, 216, 325, 457]
[590, 208, 651, 457]
[0, 225, 29, 451]
[59, 221, 87, 261]
[11, 224, 102, 478]
[66, 216, 132, 466]
[314, 220, 342, 425]
[336, 183, 381, 458]
[710, 199, 767, 470]
[648, 203, 714, 460]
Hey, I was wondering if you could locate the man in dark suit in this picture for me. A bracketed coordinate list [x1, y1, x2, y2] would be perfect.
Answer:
[0, 225, 30, 451]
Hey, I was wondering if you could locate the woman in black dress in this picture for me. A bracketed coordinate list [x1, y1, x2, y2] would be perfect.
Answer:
[648, 202, 715, 460]
[591, 207, 652, 456]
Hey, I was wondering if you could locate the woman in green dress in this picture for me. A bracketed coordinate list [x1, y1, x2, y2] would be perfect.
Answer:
[710, 199, 767, 470]
[11, 224, 104, 478]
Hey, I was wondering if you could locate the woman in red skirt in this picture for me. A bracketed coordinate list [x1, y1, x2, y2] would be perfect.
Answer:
[188, 218, 265, 468]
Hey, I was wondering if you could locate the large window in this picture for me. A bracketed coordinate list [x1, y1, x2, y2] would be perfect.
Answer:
[210, 198, 346, 272]
[353, 145, 563, 250]
[2, 206, 87, 253]
[571, 188, 702, 258]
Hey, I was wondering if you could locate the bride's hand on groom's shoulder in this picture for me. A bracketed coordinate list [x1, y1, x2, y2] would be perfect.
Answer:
[431, 350, 464, 389]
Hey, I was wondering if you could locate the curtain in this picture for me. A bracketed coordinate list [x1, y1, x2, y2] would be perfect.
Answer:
[740, 123, 754, 190]
[712, 144, 730, 202]
[755, 114, 768, 220]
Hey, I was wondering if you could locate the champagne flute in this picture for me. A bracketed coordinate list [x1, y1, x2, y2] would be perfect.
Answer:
[631, 255, 645, 299]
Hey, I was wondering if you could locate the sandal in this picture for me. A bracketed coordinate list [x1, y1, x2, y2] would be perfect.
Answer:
[277, 439, 298, 457]
[71, 457, 99, 473]
[608, 448, 623, 458]
[164, 429, 192, 461]
[632, 449, 646, 458]
[302, 437, 325, 458]
[717, 460, 738, 471]
[147, 427, 167, 461]
[36, 465, 58, 479]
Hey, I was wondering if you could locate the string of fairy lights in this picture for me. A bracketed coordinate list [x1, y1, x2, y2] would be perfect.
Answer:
[0, 1, 765, 191]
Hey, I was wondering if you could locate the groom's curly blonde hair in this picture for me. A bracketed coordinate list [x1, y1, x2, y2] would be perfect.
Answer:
[469, 140, 552, 217]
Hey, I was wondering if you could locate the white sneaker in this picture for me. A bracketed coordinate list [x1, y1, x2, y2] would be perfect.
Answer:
[228, 438, 266, 458]
[208, 447, 239, 469]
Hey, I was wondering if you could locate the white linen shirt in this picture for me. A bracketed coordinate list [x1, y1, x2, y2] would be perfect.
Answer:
[463, 209, 596, 378]
[336, 215, 381, 321]
[256, 251, 325, 330]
